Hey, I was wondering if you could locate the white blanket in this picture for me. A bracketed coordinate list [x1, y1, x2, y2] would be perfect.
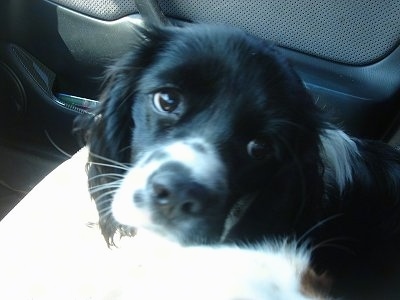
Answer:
[0, 148, 150, 299]
[0, 148, 317, 300]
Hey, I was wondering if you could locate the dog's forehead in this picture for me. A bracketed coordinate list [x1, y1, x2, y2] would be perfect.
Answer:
[140, 27, 284, 111]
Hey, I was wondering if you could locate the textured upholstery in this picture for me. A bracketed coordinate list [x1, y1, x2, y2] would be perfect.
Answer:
[51, 0, 400, 65]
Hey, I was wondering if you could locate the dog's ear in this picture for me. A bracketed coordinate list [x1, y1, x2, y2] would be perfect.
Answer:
[260, 54, 324, 158]
[74, 26, 165, 245]
[86, 28, 164, 157]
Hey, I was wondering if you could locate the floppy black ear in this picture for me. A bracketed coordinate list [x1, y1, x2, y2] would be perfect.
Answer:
[74, 27, 165, 245]
[258, 48, 326, 160]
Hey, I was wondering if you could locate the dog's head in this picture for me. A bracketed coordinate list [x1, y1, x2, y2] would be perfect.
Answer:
[81, 24, 326, 245]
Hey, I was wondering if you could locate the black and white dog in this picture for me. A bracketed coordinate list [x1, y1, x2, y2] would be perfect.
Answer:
[77, 24, 400, 298]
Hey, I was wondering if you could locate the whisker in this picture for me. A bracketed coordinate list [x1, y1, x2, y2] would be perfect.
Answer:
[88, 173, 126, 181]
[93, 190, 118, 204]
[97, 206, 114, 218]
[0, 180, 28, 195]
[298, 213, 344, 244]
[313, 243, 355, 255]
[89, 183, 121, 193]
[89, 178, 123, 190]
[311, 237, 358, 256]
[120, 144, 134, 153]
[44, 130, 73, 158]
[97, 205, 113, 214]
[96, 208, 114, 220]
[88, 151, 132, 168]
[88, 161, 130, 171]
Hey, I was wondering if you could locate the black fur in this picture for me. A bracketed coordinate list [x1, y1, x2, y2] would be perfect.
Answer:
[76, 24, 400, 298]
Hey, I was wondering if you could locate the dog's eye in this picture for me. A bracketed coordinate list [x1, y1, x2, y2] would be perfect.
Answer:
[247, 139, 268, 160]
[152, 90, 182, 113]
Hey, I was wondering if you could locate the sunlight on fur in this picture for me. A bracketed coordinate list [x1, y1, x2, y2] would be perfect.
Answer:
[89, 229, 328, 300]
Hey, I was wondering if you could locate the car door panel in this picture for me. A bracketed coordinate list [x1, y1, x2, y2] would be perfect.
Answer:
[1, 0, 144, 150]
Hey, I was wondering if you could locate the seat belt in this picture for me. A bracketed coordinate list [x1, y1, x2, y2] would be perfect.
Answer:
[133, 0, 170, 26]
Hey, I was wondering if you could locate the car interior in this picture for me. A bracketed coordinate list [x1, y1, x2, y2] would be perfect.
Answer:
[0, 0, 399, 296]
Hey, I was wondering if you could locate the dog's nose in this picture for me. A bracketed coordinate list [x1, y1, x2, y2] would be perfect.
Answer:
[148, 169, 206, 218]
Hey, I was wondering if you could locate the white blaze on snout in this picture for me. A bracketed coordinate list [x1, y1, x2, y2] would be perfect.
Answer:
[112, 138, 226, 229]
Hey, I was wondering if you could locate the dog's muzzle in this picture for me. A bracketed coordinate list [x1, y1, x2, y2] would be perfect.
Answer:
[112, 138, 230, 242]
[137, 161, 216, 218]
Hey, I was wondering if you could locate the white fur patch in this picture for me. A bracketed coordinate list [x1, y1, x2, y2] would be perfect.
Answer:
[106, 232, 317, 300]
[319, 129, 360, 192]
[112, 138, 226, 231]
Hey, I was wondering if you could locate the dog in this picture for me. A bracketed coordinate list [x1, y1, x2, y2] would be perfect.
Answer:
[76, 24, 400, 298]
